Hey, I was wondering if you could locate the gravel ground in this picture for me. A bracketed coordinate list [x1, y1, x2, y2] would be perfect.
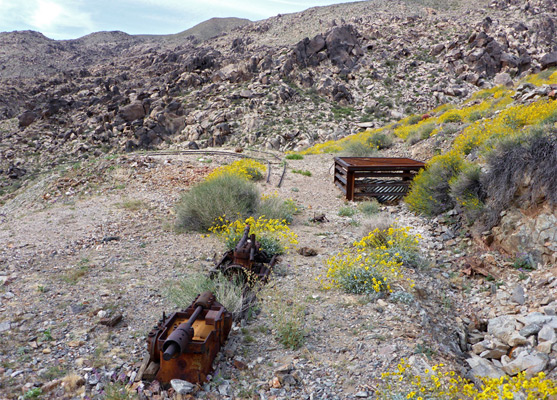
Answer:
[0, 149, 552, 399]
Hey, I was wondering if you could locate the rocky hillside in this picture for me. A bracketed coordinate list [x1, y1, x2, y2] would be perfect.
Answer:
[1, 0, 557, 198]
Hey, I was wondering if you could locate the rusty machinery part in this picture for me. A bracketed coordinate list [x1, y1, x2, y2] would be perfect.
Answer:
[213, 224, 278, 284]
[162, 292, 215, 361]
[143, 291, 232, 384]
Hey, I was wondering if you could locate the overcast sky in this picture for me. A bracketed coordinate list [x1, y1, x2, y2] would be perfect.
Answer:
[0, 0, 359, 40]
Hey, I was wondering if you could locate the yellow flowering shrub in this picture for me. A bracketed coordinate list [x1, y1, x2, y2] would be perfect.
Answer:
[209, 215, 298, 255]
[524, 67, 557, 86]
[317, 225, 419, 294]
[377, 360, 557, 400]
[205, 159, 266, 181]
[405, 151, 464, 216]
[453, 99, 557, 155]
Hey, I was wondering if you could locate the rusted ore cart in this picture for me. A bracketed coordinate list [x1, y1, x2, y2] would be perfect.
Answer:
[334, 157, 425, 202]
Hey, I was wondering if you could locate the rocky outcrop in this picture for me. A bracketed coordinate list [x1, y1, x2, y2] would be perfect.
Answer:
[492, 203, 557, 265]
[466, 311, 557, 379]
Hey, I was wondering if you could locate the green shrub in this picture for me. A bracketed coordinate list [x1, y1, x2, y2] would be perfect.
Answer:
[259, 196, 297, 223]
[338, 206, 356, 217]
[265, 290, 306, 350]
[468, 110, 488, 122]
[340, 140, 377, 156]
[405, 151, 464, 216]
[406, 115, 422, 125]
[175, 173, 260, 231]
[292, 169, 312, 176]
[358, 199, 381, 216]
[366, 132, 394, 150]
[285, 154, 304, 160]
[166, 272, 246, 316]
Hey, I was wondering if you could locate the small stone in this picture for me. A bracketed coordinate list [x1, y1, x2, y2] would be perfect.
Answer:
[507, 332, 528, 347]
[519, 324, 542, 337]
[537, 325, 557, 343]
[0, 322, 10, 332]
[42, 348, 51, 354]
[170, 379, 194, 395]
[536, 341, 553, 354]
[502, 352, 548, 376]
[509, 285, 525, 305]
[271, 376, 281, 388]
[355, 391, 369, 398]
[97, 310, 107, 318]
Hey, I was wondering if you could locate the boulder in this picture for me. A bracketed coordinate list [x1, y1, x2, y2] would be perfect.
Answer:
[487, 315, 519, 345]
[120, 101, 146, 122]
[540, 52, 557, 70]
[18, 110, 37, 127]
[502, 352, 549, 376]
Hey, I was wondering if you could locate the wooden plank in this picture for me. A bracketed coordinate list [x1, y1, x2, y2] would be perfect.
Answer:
[356, 182, 411, 189]
[334, 180, 347, 194]
[354, 191, 408, 197]
[353, 172, 417, 179]
[346, 171, 355, 201]
[335, 173, 347, 185]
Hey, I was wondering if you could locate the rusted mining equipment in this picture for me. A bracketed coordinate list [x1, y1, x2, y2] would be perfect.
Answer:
[213, 225, 277, 283]
[144, 291, 232, 384]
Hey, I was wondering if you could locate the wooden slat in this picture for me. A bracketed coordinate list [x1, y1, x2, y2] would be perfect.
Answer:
[353, 172, 417, 179]
[356, 182, 410, 189]
[335, 173, 347, 185]
[334, 180, 347, 194]
[354, 191, 408, 197]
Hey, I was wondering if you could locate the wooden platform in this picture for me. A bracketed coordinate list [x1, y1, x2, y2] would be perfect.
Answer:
[334, 157, 425, 202]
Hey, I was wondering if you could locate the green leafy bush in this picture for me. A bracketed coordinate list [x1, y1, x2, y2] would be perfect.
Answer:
[285, 153, 304, 160]
[175, 173, 260, 231]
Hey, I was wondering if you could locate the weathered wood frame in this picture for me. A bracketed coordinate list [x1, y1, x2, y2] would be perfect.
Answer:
[334, 157, 425, 201]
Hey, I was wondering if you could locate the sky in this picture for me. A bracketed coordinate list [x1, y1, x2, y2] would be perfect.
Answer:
[0, 0, 359, 40]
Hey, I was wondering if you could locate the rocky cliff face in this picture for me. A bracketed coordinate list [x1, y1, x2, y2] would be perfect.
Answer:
[1, 0, 556, 189]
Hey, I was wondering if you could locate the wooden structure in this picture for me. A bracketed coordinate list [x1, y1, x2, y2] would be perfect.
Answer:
[334, 157, 425, 202]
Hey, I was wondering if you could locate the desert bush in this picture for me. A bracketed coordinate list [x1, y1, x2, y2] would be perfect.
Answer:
[209, 215, 298, 255]
[367, 131, 394, 149]
[264, 289, 306, 350]
[480, 129, 557, 229]
[405, 151, 464, 216]
[285, 153, 304, 160]
[358, 199, 381, 216]
[166, 271, 246, 316]
[450, 164, 485, 223]
[259, 194, 297, 223]
[292, 169, 312, 176]
[340, 140, 377, 156]
[338, 206, 356, 217]
[175, 173, 260, 231]
[359, 214, 395, 235]
[317, 225, 419, 294]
